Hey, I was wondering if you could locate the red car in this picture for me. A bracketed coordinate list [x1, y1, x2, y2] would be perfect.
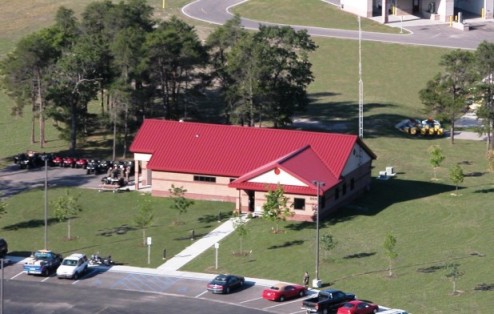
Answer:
[337, 300, 379, 314]
[262, 282, 306, 302]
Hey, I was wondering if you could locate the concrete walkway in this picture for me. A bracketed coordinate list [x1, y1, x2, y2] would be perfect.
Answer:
[157, 218, 236, 272]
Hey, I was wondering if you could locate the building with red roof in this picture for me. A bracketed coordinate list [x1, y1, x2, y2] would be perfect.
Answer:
[130, 119, 376, 221]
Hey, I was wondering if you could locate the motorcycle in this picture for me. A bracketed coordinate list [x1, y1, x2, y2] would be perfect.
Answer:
[89, 253, 114, 266]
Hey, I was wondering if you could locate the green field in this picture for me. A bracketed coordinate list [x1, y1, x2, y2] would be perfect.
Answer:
[1, 1, 493, 313]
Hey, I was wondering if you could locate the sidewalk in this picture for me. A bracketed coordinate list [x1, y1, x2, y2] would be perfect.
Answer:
[157, 217, 236, 272]
[106, 216, 279, 287]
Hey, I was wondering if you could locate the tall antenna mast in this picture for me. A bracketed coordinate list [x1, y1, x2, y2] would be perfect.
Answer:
[358, 16, 364, 139]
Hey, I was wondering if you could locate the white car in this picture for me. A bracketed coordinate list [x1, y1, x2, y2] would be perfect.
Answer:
[56, 253, 88, 279]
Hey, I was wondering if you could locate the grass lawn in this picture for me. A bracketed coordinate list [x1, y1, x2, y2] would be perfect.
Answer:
[183, 137, 494, 313]
[2, 188, 235, 268]
[1, 1, 493, 313]
[233, 0, 402, 33]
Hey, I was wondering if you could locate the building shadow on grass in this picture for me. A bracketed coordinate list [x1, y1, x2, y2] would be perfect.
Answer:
[287, 178, 457, 230]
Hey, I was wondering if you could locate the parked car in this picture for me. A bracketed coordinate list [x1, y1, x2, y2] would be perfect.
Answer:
[302, 289, 356, 314]
[56, 253, 89, 279]
[24, 250, 63, 276]
[0, 238, 8, 258]
[207, 274, 245, 294]
[337, 300, 379, 314]
[262, 282, 306, 302]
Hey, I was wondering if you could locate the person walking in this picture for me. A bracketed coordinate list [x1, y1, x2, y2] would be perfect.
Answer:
[303, 271, 310, 288]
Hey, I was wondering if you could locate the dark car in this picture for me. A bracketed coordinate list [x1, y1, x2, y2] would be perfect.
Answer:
[0, 238, 8, 258]
[207, 274, 245, 294]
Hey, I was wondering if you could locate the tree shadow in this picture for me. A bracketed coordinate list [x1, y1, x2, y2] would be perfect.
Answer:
[197, 211, 232, 224]
[267, 240, 304, 249]
[97, 224, 136, 237]
[474, 187, 494, 194]
[416, 264, 447, 273]
[3, 218, 59, 231]
[343, 252, 376, 259]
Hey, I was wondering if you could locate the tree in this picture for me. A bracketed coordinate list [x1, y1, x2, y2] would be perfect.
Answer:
[445, 262, 464, 295]
[428, 145, 445, 180]
[419, 49, 477, 144]
[474, 41, 494, 150]
[449, 163, 464, 195]
[321, 233, 337, 261]
[134, 194, 154, 246]
[169, 184, 194, 224]
[215, 18, 317, 127]
[383, 233, 398, 277]
[253, 25, 317, 128]
[52, 189, 82, 240]
[262, 184, 293, 233]
[232, 212, 248, 255]
[0, 28, 60, 147]
[140, 17, 207, 120]
[206, 14, 247, 124]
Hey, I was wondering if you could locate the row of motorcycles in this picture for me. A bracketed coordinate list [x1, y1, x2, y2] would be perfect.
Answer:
[89, 254, 115, 266]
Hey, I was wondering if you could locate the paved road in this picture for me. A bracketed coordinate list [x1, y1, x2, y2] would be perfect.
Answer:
[182, 0, 494, 49]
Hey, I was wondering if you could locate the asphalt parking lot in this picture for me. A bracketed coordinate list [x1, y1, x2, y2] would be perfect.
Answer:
[1, 258, 311, 313]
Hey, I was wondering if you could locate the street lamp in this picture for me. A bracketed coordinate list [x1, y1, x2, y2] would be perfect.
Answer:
[312, 180, 325, 288]
[43, 156, 48, 250]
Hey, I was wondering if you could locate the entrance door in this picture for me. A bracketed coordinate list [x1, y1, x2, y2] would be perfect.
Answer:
[247, 191, 255, 212]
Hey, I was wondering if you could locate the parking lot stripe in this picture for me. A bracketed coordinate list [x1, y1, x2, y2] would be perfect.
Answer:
[41, 276, 50, 282]
[10, 271, 24, 280]
[263, 298, 302, 310]
[239, 297, 262, 304]
[195, 290, 208, 298]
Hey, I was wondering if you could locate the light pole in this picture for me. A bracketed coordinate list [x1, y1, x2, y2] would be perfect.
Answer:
[312, 180, 325, 288]
[43, 157, 48, 250]
[214, 242, 219, 270]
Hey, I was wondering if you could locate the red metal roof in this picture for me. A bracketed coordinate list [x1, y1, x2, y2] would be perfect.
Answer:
[229, 146, 339, 193]
[130, 119, 375, 191]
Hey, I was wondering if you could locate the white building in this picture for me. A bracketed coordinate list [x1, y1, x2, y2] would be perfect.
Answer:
[340, 0, 493, 22]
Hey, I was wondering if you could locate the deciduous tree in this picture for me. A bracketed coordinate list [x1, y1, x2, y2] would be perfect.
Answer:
[169, 184, 194, 224]
[445, 262, 464, 295]
[52, 189, 82, 240]
[428, 145, 445, 180]
[449, 163, 464, 195]
[134, 194, 154, 246]
[383, 232, 398, 277]
[420, 50, 477, 144]
[262, 184, 293, 233]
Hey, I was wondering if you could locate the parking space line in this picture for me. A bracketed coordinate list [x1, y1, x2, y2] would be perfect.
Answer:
[10, 271, 24, 280]
[195, 290, 208, 298]
[239, 296, 262, 304]
[263, 298, 303, 310]
[41, 276, 51, 282]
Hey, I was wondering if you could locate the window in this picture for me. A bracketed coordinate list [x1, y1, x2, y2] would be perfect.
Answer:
[350, 178, 355, 190]
[193, 175, 216, 183]
[293, 198, 305, 210]
[335, 187, 339, 200]
[342, 183, 347, 195]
